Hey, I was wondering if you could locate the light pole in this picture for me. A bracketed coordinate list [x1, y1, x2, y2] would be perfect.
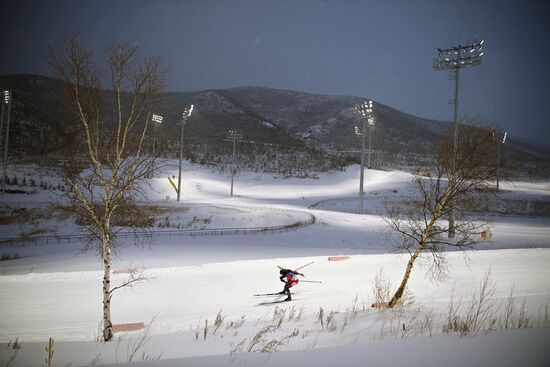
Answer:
[354, 124, 366, 214]
[1, 90, 12, 193]
[495, 131, 506, 191]
[227, 129, 243, 196]
[0, 92, 5, 186]
[367, 116, 375, 169]
[177, 104, 194, 202]
[150, 114, 163, 178]
[354, 100, 373, 214]
[434, 39, 484, 237]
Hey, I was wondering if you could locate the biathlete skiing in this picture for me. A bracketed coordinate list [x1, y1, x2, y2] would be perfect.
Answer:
[254, 262, 318, 304]
[278, 268, 304, 301]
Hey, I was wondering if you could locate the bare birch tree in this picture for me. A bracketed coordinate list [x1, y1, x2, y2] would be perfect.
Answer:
[386, 121, 501, 308]
[49, 34, 164, 341]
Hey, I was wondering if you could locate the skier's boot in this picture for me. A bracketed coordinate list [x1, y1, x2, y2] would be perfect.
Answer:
[284, 296, 292, 302]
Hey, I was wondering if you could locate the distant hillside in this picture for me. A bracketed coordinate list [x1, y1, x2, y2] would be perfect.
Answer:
[1, 74, 548, 176]
[218, 86, 448, 152]
[0, 74, 68, 156]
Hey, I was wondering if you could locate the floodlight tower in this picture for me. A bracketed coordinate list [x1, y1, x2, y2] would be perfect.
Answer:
[227, 129, 243, 196]
[495, 131, 507, 191]
[434, 39, 484, 237]
[150, 114, 163, 178]
[354, 100, 374, 214]
[1, 90, 12, 193]
[0, 92, 6, 190]
[367, 115, 375, 168]
[177, 105, 194, 202]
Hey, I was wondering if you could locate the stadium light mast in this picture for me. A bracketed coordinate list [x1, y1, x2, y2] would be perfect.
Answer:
[354, 99, 374, 214]
[434, 39, 485, 237]
[227, 129, 243, 196]
[367, 116, 375, 169]
[1, 90, 12, 193]
[150, 114, 163, 178]
[495, 131, 507, 191]
[177, 105, 194, 202]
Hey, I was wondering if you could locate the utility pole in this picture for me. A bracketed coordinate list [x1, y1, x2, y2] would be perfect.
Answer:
[177, 105, 194, 202]
[227, 129, 243, 196]
[354, 100, 374, 214]
[1, 90, 12, 193]
[434, 40, 484, 238]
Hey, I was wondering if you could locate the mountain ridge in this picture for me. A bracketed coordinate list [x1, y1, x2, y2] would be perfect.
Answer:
[1, 74, 548, 175]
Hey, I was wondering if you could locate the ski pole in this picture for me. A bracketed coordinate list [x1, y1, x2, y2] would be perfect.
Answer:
[299, 280, 322, 283]
[295, 261, 314, 271]
[278, 262, 314, 277]
[279, 262, 314, 271]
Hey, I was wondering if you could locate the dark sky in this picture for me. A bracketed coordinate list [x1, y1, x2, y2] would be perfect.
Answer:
[1, 0, 549, 148]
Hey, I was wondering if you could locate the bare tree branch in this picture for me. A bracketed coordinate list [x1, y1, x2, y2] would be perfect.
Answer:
[384, 119, 503, 308]
[109, 269, 151, 301]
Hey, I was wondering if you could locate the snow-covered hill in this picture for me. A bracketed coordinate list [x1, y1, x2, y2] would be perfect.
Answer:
[1, 163, 550, 366]
[3, 74, 549, 174]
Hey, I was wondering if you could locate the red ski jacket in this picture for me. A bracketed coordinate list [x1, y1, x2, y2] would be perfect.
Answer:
[285, 273, 299, 286]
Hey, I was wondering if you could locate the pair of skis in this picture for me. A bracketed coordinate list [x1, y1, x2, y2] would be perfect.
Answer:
[254, 292, 285, 296]
[254, 292, 294, 305]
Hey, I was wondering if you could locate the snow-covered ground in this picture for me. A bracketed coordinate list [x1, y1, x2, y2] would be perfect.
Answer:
[1, 163, 549, 366]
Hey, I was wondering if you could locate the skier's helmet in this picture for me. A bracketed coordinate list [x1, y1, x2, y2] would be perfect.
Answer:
[279, 269, 285, 275]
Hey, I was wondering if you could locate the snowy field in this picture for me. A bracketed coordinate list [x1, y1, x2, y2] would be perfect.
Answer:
[1, 162, 550, 366]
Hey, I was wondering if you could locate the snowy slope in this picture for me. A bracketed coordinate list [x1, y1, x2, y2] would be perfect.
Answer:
[1, 163, 550, 366]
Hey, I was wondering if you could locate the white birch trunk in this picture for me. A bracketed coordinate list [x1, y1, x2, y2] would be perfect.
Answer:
[102, 232, 113, 342]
